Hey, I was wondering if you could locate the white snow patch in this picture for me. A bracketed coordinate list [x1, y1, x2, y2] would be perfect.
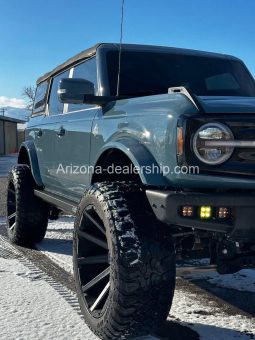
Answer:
[171, 285, 255, 338]
[36, 216, 74, 273]
[130, 258, 139, 265]
[0, 216, 6, 225]
[186, 269, 255, 293]
[0, 256, 98, 340]
[179, 258, 255, 293]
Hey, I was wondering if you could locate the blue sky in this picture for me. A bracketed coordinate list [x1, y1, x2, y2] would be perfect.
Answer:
[0, 0, 254, 107]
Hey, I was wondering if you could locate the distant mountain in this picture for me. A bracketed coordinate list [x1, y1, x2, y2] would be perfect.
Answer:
[2, 106, 31, 122]
[1, 106, 31, 130]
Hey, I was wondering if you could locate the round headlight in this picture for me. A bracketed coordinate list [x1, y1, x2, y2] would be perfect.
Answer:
[193, 123, 234, 165]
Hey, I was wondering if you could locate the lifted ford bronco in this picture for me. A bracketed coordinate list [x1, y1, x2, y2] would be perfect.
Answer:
[7, 43, 255, 338]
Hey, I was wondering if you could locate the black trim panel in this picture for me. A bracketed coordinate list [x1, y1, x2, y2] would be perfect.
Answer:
[146, 189, 255, 242]
[34, 189, 78, 215]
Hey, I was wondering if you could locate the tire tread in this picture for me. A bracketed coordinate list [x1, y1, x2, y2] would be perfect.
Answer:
[74, 182, 176, 339]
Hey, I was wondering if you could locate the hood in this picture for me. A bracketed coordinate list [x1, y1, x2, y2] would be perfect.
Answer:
[197, 96, 255, 114]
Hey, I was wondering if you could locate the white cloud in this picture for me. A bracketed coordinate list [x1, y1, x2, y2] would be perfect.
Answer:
[0, 96, 26, 108]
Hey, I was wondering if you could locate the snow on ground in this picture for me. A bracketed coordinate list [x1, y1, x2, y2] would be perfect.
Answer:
[0, 237, 98, 340]
[179, 257, 255, 293]
[36, 216, 74, 273]
[0, 258, 97, 340]
[171, 287, 255, 339]
[0, 216, 6, 225]
[185, 269, 255, 293]
[37, 217, 255, 339]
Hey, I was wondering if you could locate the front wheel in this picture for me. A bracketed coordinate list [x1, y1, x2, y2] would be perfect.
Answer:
[73, 182, 176, 339]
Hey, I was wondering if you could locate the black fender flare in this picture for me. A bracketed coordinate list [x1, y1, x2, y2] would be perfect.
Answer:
[18, 141, 44, 188]
[95, 138, 169, 186]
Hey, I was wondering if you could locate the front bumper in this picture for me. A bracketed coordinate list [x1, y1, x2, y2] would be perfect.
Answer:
[146, 189, 255, 242]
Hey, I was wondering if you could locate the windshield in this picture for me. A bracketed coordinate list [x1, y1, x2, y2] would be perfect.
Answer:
[106, 50, 255, 97]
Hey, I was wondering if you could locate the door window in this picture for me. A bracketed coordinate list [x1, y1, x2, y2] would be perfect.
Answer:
[48, 70, 69, 115]
[68, 57, 98, 112]
[32, 80, 49, 115]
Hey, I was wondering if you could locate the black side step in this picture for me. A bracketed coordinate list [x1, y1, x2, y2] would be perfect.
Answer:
[176, 265, 216, 276]
[34, 189, 78, 215]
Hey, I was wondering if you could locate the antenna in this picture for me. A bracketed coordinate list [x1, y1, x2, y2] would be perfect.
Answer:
[116, 0, 125, 97]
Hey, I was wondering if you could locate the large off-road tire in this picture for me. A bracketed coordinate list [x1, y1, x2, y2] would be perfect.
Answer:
[73, 182, 176, 339]
[6, 165, 49, 246]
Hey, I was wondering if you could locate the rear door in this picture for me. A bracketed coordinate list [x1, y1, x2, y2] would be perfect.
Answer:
[27, 79, 51, 185]
[31, 70, 70, 196]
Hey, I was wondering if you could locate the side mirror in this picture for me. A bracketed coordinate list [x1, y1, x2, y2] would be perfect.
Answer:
[58, 78, 94, 104]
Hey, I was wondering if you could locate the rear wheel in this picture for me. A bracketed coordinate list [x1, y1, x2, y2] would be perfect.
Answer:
[73, 182, 176, 339]
[6, 165, 49, 246]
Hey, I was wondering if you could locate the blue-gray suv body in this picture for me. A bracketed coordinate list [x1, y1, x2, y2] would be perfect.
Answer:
[7, 43, 255, 338]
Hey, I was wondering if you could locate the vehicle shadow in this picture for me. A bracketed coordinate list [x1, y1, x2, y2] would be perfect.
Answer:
[191, 279, 255, 317]
[155, 320, 199, 339]
[155, 319, 253, 339]
[37, 238, 72, 256]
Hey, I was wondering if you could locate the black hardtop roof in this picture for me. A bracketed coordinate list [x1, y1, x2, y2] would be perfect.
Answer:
[37, 42, 240, 85]
[37, 43, 100, 85]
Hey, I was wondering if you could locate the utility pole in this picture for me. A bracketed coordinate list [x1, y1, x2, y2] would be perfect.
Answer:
[0, 108, 6, 116]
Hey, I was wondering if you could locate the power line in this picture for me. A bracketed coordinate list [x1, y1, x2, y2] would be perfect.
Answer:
[0, 108, 6, 116]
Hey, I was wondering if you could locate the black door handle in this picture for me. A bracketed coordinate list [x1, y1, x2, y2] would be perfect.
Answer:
[37, 129, 42, 137]
[57, 127, 66, 136]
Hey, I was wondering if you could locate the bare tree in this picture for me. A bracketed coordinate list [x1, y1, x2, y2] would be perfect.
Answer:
[22, 85, 36, 110]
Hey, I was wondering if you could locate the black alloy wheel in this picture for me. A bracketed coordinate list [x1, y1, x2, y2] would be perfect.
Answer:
[73, 182, 176, 339]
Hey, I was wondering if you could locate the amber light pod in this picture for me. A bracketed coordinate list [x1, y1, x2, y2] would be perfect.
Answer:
[177, 127, 184, 156]
[182, 206, 193, 217]
[217, 207, 229, 219]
